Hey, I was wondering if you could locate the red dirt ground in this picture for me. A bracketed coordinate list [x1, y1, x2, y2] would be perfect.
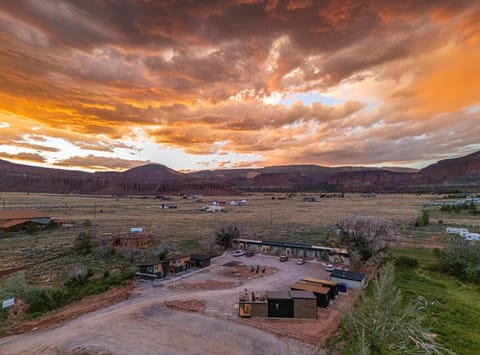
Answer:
[8, 283, 135, 335]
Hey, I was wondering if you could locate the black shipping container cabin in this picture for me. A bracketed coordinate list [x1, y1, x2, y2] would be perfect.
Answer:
[190, 254, 211, 268]
[301, 277, 338, 299]
[267, 291, 294, 318]
[290, 282, 330, 308]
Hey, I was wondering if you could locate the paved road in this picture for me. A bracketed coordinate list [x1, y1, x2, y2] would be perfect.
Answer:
[0, 254, 329, 355]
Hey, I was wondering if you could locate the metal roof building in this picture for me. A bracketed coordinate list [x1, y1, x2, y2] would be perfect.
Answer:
[0, 209, 52, 232]
[330, 269, 367, 289]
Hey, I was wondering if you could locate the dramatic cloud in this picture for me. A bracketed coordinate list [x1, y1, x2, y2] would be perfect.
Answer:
[0, 152, 46, 163]
[0, 0, 479, 170]
[54, 155, 150, 171]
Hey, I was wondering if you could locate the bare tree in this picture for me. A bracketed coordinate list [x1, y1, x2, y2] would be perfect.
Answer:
[338, 215, 393, 240]
[337, 215, 392, 264]
[215, 224, 240, 249]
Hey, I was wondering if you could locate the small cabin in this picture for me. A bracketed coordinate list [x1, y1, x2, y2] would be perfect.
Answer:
[290, 282, 330, 308]
[137, 261, 169, 279]
[167, 255, 191, 275]
[330, 269, 367, 289]
[267, 291, 294, 318]
[290, 290, 317, 319]
[190, 254, 211, 268]
[301, 277, 338, 299]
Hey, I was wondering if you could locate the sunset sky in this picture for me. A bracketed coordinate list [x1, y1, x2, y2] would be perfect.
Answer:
[0, 0, 479, 172]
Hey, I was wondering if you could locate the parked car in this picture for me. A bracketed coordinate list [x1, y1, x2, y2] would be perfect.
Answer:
[245, 250, 254, 257]
[296, 259, 305, 265]
[325, 264, 334, 272]
[232, 250, 245, 257]
[279, 255, 288, 262]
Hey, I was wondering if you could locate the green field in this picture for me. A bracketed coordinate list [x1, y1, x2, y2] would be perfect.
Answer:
[391, 248, 480, 354]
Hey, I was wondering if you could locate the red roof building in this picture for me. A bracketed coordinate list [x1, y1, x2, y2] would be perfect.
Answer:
[0, 209, 52, 232]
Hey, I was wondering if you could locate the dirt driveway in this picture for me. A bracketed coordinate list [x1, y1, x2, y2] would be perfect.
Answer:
[0, 253, 331, 355]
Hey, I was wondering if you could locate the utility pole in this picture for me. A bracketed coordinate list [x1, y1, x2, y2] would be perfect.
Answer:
[270, 209, 273, 225]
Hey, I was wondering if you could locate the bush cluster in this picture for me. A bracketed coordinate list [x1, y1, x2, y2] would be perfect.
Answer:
[436, 241, 480, 283]
[1, 268, 135, 319]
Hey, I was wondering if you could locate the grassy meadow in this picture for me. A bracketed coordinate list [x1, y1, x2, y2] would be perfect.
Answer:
[391, 248, 480, 354]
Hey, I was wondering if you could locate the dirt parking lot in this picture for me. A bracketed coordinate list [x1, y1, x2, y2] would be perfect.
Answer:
[0, 253, 347, 355]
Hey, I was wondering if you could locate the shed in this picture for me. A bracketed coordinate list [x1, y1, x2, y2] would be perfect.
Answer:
[290, 290, 317, 319]
[301, 277, 338, 299]
[239, 301, 268, 318]
[190, 254, 211, 268]
[330, 269, 366, 289]
[290, 282, 330, 308]
[267, 291, 293, 318]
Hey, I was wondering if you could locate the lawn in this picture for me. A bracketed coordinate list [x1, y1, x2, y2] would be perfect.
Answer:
[391, 247, 480, 354]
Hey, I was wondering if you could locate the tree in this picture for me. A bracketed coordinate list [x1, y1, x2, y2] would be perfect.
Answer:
[345, 262, 445, 354]
[437, 240, 480, 283]
[215, 224, 240, 249]
[415, 210, 430, 226]
[337, 216, 392, 264]
[73, 231, 92, 255]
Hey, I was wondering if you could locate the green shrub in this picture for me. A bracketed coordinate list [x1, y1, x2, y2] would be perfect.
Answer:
[415, 211, 429, 227]
[73, 232, 92, 255]
[395, 256, 419, 268]
[436, 241, 480, 283]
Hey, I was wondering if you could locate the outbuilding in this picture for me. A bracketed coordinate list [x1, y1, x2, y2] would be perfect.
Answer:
[190, 254, 211, 268]
[290, 282, 330, 308]
[330, 269, 367, 289]
[267, 291, 294, 318]
[290, 290, 317, 319]
[301, 277, 338, 299]
[167, 255, 191, 275]
[137, 260, 169, 280]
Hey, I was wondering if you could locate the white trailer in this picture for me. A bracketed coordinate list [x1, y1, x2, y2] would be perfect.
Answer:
[203, 205, 224, 213]
[446, 227, 469, 236]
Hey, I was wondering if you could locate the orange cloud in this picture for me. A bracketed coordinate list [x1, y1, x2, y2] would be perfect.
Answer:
[413, 45, 480, 116]
[54, 155, 149, 171]
[0, 152, 46, 163]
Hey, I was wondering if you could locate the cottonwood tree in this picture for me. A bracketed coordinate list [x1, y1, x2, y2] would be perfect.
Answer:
[215, 224, 240, 249]
[345, 262, 448, 354]
[73, 231, 93, 255]
[337, 215, 392, 264]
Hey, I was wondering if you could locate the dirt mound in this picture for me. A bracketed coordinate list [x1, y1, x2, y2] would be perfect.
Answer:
[164, 299, 205, 313]
[63, 345, 113, 355]
[168, 280, 236, 290]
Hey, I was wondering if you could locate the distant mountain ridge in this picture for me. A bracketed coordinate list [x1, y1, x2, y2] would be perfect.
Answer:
[1, 151, 480, 194]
